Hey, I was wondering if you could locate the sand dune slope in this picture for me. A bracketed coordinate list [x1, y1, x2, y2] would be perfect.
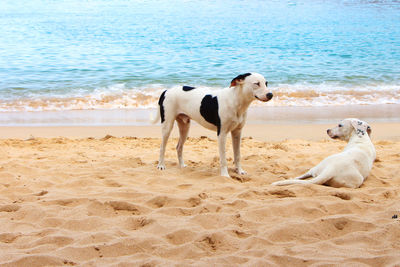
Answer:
[0, 136, 399, 266]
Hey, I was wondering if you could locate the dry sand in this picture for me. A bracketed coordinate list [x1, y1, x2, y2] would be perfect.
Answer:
[0, 123, 400, 266]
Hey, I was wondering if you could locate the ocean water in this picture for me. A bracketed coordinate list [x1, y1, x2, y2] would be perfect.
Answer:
[0, 0, 400, 111]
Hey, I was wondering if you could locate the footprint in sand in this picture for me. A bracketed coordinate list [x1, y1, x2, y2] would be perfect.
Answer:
[124, 216, 154, 230]
[165, 229, 197, 245]
[331, 192, 352, 200]
[0, 204, 21, 212]
[0, 233, 21, 243]
[106, 201, 142, 214]
[267, 189, 296, 198]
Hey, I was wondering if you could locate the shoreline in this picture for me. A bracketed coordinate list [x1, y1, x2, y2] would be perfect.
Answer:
[1, 122, 400, 141]
[1, 104, 399, 141]
[0, 104, 399, 126]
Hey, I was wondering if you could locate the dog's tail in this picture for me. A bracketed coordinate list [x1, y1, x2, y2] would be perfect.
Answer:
[150, 107, 160, 124]
[151, 89, 167, 124]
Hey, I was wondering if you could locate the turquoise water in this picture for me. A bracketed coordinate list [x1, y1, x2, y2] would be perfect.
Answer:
[0, 0, 399, 110]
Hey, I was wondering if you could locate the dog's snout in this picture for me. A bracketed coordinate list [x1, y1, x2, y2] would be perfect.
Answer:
[266, 92, 273, 100]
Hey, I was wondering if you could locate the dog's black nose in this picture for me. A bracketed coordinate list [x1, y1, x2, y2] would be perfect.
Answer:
[327, 129, 330, 134]
[266, 93, 273, 99]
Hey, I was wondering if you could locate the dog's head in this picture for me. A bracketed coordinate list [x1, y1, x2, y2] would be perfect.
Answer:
[230, 73, 273, 102]
[327, 118, 372, 141]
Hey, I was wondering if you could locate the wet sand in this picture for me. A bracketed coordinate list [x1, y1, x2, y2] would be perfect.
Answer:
[1, 104, 399, 126]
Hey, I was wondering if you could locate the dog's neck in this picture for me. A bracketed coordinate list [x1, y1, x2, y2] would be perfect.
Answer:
[345, 133, 376, 159]
[346, 133, 367, 146]
[229, 85, 254, 117]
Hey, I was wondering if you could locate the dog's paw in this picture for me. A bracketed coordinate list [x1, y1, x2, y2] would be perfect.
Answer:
[220, 169, 230, 177]
[236, 168, 247, 175]
[157, 164, 166, 170]
[179, 162, 187, 168]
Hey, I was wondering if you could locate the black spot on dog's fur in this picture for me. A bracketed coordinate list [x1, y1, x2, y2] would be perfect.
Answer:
[357, 129, 365, 136]
[182, 86, 195, 91]
[200, 95, 221, 135]
[158, 90, 167, 123]
[231, 73, 251, 85]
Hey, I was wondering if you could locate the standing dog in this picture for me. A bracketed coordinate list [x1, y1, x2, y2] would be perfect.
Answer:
[153, 73, 273, 177]
[272, 118, 376, 188]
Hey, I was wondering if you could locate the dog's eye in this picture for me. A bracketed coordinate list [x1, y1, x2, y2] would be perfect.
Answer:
[265, 81, 268, 87]
[254, 82, 260, 86]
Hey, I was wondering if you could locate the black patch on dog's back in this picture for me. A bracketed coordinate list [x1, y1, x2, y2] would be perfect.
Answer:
[158, 90, 167, 123]
[200, 95, 221, 135]
[182, 86, 195, 91]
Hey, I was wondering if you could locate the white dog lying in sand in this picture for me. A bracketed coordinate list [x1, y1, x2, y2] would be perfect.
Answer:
[272, 118, 376, 188]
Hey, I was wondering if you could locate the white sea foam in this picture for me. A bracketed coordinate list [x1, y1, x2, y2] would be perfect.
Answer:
[0, 84, 399, 112]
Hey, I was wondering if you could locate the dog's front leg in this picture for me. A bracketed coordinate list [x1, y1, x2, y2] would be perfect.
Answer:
[218, 132, 230, 177]
[231, 128, 246, 175]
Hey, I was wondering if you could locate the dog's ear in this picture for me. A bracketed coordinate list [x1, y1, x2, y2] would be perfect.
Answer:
[367, 126, 372, 137]
[230, 73, 251, 87]
[350, 119, 370, 138]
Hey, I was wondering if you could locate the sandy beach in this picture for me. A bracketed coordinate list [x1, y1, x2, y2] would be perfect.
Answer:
[2, 0, 400, 264]
[1, 117, 400, 266]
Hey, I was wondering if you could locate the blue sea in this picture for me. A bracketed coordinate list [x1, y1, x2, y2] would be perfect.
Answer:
[0, 0, 399, 111]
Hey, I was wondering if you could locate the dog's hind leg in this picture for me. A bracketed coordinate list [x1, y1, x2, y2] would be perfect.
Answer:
[176, 114, 191, 168]
[294, 171, 313, 180]
[272, 171, 332, 186]
[157, 120, 174, 170]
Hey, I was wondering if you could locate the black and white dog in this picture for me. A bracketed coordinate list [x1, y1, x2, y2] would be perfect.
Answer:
[153, 73, 273, 177]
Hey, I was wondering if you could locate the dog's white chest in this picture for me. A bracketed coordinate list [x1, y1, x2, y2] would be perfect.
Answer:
[224, 112, 247, 132]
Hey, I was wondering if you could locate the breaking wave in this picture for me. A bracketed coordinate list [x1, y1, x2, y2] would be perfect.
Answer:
[1, 83, 399, 112]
